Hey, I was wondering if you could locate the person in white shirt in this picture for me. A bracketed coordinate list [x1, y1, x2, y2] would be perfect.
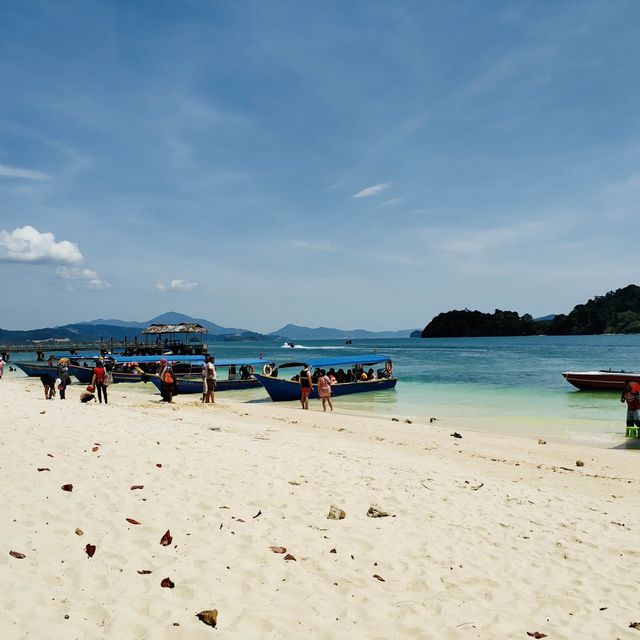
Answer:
[204, 356, 217, 404]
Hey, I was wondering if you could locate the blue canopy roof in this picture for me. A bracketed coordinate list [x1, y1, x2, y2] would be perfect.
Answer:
[111, 355, 273, 366]
[279, 354, 392, 369]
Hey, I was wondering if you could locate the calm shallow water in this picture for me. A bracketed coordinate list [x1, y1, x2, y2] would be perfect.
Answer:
[9, 335, 640, 447]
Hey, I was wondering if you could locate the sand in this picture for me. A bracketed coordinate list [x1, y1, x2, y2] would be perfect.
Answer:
[1, 374, 639, 639]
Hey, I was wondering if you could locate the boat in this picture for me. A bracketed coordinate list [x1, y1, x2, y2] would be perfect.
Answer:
[254, 354, 397, 402]
[14, 362, 64, 377]
[283, 342, 297, 348]
[147, 358, 276, 394]
[13, 353, 101, 378]
[562, 370, 640, 391]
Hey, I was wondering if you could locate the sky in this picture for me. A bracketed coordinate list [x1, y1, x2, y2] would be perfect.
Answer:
[1, 0, 640, 332]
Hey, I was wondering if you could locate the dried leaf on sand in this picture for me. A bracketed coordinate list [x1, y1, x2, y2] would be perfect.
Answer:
[160, 530, 173, 546]
[9, 550, 26, 559]
[61, 484, 73, 492]
[372, 574, 386, 582]
[126, 518, 141, 525]
[85, 544, 96, 558]
[270, 546, 287, 554]
[161, 577, 175, 588]
[196, 609, 218, 627]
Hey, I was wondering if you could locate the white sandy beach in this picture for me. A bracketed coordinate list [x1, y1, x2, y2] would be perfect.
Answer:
[1, 374, 639, 639]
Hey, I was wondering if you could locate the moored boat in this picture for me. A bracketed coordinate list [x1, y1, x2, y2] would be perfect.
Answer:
[562, 370, 640, 391]
[147, 358, 275, 394]
[254, 354, 397, 402]
[13, 362, 62, 377]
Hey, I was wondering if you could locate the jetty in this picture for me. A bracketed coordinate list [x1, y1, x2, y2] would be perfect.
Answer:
[0, 323, 209, 360]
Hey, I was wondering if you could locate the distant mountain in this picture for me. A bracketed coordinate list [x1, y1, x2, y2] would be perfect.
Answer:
[534, 314, 556, 322]
[85, 311, 246, 335]
[0, 312, 415, 346]
[270, 324, 417, 340]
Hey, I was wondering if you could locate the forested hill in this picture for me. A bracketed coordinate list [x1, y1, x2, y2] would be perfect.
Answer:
[419, 285, 640, 337]
[546, 284, 640, 335]
[421, 310, 540, 338]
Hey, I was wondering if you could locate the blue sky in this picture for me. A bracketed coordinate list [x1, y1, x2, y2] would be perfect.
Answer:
[1, 0, 639, 331]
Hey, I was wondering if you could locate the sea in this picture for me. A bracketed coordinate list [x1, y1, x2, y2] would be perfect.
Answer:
[9, 334, 640, 448]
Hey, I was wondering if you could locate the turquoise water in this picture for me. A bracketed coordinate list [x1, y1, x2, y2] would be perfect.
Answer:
[10, 335, 640, 446]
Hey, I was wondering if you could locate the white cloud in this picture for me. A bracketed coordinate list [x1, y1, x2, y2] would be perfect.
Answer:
[0, 163, 51, 181]
[352, 183, 390, 198]
[288, 239, 334, 252]
[55, 266, 111, 290]
[382, 197, 404, 206]
[155, 279, 198, 292]
[0, 225, 83, 264]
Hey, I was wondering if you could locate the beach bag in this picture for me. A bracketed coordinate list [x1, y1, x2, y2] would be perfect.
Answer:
[163, 370, 174, 384]
[104, 371, 112, 386]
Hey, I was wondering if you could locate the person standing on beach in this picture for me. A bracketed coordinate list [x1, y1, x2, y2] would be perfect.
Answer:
[91, 360, 108, 404]
[40, 373, 56, 399]
[204, 356, 217, 403]
[0, 356, 4, 380]
[158, 358, 175, 403]
[621, 380, 640, 430]
[299, 364, 312, 409]
[317, 370, 333, 412]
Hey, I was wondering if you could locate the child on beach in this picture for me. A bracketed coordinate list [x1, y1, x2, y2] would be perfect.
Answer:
[80, 385, 96, 403]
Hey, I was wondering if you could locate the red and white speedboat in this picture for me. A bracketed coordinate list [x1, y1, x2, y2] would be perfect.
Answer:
[562, 370, 640, 391]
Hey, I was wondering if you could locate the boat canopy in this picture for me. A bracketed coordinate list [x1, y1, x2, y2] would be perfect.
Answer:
[43, 353, 102, 359]
[277, 354, 392, 369]
[111, 355, 274, 366]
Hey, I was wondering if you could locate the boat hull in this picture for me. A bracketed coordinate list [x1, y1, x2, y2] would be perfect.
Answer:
[562, 371, 640, 391]
[254, 373, 397, 401]
[13, 362, 59, 377]
[148, 376, 262, 394]
[67, 364, 144, 384]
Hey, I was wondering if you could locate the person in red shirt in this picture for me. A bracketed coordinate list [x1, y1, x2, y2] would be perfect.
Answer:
[91, 360, 108, 404]
[621, 380, 640, 431]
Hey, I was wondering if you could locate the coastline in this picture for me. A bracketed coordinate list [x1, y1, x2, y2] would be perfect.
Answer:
[1, 375, 639, 639]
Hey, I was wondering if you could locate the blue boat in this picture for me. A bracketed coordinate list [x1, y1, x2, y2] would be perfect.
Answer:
[148, 358, 275, 394]
[254, 354, 397, 402]
[68, 354, 208, 384]
[13, 362, 61, 377]
[67, 364, 146, 384]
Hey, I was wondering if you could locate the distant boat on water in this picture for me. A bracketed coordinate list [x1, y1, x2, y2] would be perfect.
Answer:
[562, 370, 640, 391]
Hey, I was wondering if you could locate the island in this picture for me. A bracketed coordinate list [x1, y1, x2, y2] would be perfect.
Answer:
[418, 284, 640, 337]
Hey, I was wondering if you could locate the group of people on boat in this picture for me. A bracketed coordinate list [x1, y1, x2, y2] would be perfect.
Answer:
[290, 363, 392, 385]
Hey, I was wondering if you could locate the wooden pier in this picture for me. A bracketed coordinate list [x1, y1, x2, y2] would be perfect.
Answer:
[0, 338, 208, 360]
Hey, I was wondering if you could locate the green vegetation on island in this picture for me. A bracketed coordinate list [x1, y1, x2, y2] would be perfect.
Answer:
[420, 285, 640, 337]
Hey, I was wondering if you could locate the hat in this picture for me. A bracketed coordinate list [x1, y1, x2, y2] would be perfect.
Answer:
[86, 385, 94, 392]
[160, 358, 168, 364]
